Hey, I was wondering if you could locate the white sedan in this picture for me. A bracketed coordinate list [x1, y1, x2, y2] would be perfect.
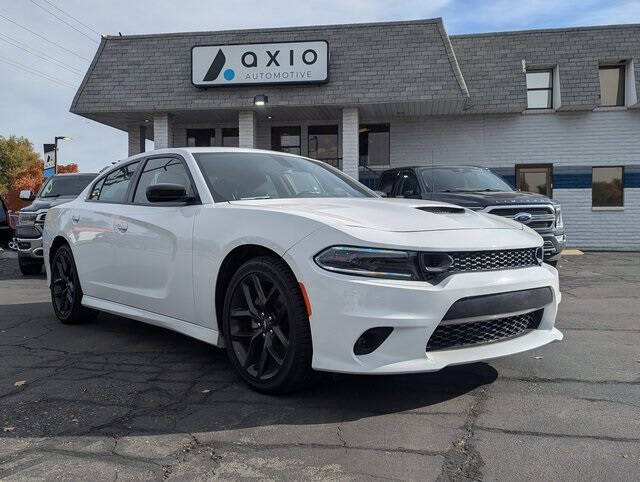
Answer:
[43, 148, 562, 393]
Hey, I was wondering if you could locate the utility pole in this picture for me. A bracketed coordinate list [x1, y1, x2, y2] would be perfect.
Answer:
[54, 136, 71, 173]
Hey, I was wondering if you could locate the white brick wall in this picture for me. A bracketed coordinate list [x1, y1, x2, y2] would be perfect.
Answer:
[342, 107, 359, 179]
[554, 189, 640, 250]
[127, 125, 142, 156]
[389, 110, 640, 168]
[238, 111, 256, 148]
[153, 113, 173, 149]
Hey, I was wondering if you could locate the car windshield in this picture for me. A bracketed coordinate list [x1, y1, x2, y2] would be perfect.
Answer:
[194, 152, 375, 201]
[420, 167, 513, 193]
[38, 175, 97, 198]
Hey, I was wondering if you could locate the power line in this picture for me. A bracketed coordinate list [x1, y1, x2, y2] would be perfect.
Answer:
[0, 55, 75, 89]
[28, 0, 99, 44]
[40, 0, 101, 37]
[0, 32, 83, 75]
[0, 12, 90, 61]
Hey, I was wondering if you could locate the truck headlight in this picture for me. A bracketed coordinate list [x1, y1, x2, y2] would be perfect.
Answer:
[554, 206, 563, 229]
[314, 246, 422, 280]
[18, 212, 36, 226]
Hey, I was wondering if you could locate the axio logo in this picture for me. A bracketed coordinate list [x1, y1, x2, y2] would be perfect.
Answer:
[514, 212, 533, 224]
[203, 49, 234, 81]
[192, 41, 328, 87]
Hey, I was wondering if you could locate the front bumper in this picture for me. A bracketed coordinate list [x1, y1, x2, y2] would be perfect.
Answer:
[542, 232, 566, 261]
[287, 243, 562, 374]
[16, 236, 43, 259]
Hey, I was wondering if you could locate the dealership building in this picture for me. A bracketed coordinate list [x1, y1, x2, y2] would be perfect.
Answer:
[70, 18, 640, 250]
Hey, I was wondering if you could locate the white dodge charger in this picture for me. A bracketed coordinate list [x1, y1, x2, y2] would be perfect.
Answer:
[43, 148, 563, 393]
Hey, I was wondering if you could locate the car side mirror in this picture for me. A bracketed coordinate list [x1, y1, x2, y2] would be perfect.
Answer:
[374, 190, 387, 198]
[146, 183, 189, 203]
[19, 190, 35, 201]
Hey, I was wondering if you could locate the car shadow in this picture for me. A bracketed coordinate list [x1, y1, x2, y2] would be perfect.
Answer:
[0, 302, 498, 438]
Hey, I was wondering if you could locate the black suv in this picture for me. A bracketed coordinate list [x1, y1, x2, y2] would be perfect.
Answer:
[0, 196, 12, 247]
[379, 166, 566, 265]
[16, 173, 97, 275]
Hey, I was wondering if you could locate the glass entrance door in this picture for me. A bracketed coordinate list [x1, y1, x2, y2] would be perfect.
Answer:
[308, 125, 339, 168]
[271, 126, 301, 155]
[516, 164, 553, 196]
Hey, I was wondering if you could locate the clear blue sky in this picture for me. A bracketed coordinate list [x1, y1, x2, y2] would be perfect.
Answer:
[1, 0, 639, 172]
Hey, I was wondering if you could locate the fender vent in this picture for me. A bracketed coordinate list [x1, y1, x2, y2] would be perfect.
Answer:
[416, 206, 466, 214]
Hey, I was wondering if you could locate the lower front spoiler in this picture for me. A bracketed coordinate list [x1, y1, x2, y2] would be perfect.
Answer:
[325, 328, 563, 375]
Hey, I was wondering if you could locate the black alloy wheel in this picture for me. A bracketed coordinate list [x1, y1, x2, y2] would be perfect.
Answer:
[50, 245, 97, 324]
[223, 256, 313, 393]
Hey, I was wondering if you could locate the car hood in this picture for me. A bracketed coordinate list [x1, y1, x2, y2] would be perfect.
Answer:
[227, 198, 523, 233]
[431, 190, 553, 208]
[21, 196, 77, 212]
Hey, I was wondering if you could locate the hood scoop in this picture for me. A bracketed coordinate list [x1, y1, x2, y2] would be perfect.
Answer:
[416, 206, 466, 214]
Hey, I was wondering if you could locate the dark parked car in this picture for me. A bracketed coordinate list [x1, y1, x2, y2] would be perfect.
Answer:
[0, 196, 12, 247]
[16, 173, 97, 275]
[378, 166, 566, 265]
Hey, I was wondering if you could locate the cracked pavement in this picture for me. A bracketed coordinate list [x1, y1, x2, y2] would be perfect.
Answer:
[0, 250, 639, 480]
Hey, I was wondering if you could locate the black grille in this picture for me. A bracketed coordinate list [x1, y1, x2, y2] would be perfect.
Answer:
[448, 248, 539, 273]
[426, 310, 543, 351]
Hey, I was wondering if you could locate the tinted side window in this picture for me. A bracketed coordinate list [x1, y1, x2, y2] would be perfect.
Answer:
[97, 162, 139, 203]
[88, 178, 105, 200]
[379, 171, 398, 195]
[133, 157, 194, 204]
[399, 171, 421, 197]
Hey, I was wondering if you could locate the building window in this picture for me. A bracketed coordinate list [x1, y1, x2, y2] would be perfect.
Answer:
[308, 125, 339, 168]
[187, 129, 215, 147]
[222, 128, 239, 147]
[526, 70, 553, 109]
[359, 124, 390, 167]
[592, 166, 623, 207]
[271, 126, 301, 155]
[516, 164, 552, 197]
[599, 65, 625, 106]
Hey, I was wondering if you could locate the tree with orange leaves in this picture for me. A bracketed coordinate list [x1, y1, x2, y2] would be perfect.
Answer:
[1, 135, 78, 211]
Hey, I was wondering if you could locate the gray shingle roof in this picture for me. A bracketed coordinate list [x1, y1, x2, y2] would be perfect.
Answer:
[71, 18, 468, 115]
[71, 20, 640, 118]
[450, 23, 640, 112]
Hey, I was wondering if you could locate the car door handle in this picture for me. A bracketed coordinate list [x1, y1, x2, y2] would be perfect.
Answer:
[72, 214, 80, 223]
[115, 221, 128, 233]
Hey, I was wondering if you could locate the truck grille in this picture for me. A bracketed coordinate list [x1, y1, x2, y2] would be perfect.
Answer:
[486, 205, 555, 232]
[448, 248, 540, 273]
[426, 309, 543, 351]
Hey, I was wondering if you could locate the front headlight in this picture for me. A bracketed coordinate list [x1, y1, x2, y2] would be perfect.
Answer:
[18, 212, 37, 226]
[314, 246, 422, 280]
[554, 205, 563, 229]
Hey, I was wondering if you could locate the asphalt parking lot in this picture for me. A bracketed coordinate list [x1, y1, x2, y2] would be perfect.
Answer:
[0, 250, 638, 480]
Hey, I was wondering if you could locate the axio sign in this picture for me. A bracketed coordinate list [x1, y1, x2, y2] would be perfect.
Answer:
[191, 41, 328, 87]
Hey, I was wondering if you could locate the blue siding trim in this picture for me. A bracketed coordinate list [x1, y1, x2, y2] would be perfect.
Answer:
[626, 165, 640, 188]
[553, 166, 591, 189]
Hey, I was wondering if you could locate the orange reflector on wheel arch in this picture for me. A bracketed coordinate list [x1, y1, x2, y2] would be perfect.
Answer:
[299, 282, 312, 317]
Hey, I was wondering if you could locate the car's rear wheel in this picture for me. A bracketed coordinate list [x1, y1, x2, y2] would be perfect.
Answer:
[18, 255, 43, 275]
[222, 256, 313, 393]
[50, 245, 97, 324]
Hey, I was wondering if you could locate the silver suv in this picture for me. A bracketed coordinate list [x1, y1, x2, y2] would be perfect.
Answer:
[16, 173, 96, 275]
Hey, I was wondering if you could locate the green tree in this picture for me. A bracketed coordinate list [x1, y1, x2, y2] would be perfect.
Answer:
[0, 135, 42, 199]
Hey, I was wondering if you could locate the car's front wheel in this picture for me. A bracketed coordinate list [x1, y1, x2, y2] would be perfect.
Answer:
[222, 256, 313, 393]
[50, 245, 97, 324]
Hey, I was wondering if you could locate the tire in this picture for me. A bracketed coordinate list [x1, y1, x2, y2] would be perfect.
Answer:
[222, 256, 313, 394]
[50, 244, 98, 324]
[18, 256, 43, 275]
